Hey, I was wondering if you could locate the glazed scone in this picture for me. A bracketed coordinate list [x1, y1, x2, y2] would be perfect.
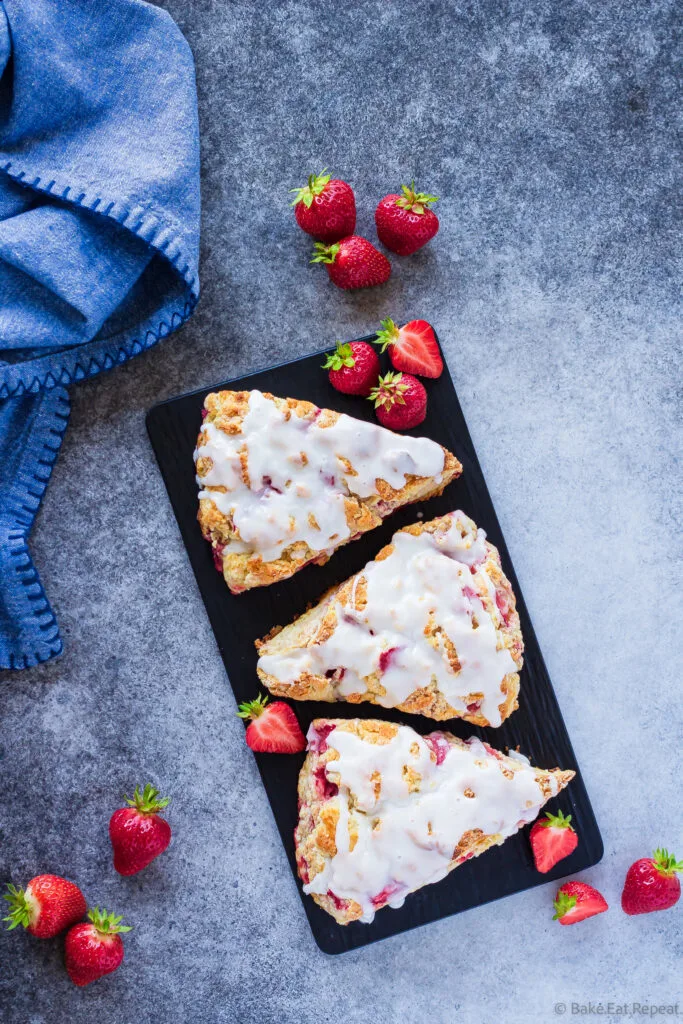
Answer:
[194, 390, 461, 592]
[296, 718, 575, 925]
[256, 511, 523, 727]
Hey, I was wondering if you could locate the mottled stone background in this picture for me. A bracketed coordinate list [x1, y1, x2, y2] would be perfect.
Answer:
[1, 1, 680, 1021]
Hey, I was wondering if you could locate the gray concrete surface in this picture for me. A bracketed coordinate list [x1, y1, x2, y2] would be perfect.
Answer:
[1, 0, 681, 1021]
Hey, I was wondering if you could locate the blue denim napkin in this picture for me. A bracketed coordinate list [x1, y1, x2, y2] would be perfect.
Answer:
[0, 0, 200, 669]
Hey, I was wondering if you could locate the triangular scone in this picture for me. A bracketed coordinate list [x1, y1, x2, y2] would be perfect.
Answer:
[194, 390, 461, 593]
[296, 718, 575, 925]
[257, 511, 523, 727]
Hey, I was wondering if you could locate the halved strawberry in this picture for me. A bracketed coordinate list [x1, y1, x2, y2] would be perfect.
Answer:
[237, 695, 306, 754]
[553, 881, 608, 925]
[529, 809, 579, 873]
[374, 318, 443, 378]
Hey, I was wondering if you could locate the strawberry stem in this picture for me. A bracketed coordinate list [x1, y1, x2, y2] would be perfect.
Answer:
[2, 884, 33, 931]
[552, 891, 577, 920]
[87, 907, 132, 935]
[289, 170, 332, 208]
[237, 694, 270, 721]
[653, 848, 683, 876]
[310, 242, 340, 265]
[369, 371, 408, 410]
[373, 318, 401, 353]
[123, 783, 170, 815]
[323, 342, 356, 371]
[395, 182, 439, 214]
[542, 809, 574, 830]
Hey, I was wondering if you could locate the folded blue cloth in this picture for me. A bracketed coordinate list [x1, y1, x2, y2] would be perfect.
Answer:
[0, 0, 200, 669]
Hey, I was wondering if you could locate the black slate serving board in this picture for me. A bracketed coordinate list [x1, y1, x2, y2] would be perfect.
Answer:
[146, 332, 603, 954]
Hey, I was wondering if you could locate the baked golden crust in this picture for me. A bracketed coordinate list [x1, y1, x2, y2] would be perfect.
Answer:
[195, 390, 461, 593]
[256, 511, 524, 727]
[295, 718, 574, 925]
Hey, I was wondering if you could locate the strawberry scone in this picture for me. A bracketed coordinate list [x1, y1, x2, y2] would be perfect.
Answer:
[257, 511, 523, 727]
[194, 390, 461, 593]
[296, 718, 574, 925]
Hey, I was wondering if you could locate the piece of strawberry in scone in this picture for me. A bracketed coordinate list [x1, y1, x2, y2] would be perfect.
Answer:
[295, 719, 575, 925]
[257, 510, 523, 728]
[194, 390, 461, 593]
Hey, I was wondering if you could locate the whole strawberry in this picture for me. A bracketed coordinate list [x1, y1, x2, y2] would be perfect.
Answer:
[529, 809, 579, 874]
[553, 881, 608, 925]
[65, 907, 131, 987]
[375, 182, 439, 256]
[374, 318, 443, 378]
[369, 371, 427, 430]
[290, 170, 356, 243]
[109, 783, 171, 876]
[3, 875, 86, 938]
[621, 848, 682, 915]
[238, 694, 306, 754]
[323, 341, 380, 396]
[311, 236, 391, 290]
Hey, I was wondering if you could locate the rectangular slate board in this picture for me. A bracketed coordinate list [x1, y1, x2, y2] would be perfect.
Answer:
[146, 332, 603, 954]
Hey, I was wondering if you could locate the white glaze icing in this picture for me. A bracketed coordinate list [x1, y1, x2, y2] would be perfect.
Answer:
[304, 722, 559, 922]
[195, 390, 446, 563]
[258, 512, 518, 726]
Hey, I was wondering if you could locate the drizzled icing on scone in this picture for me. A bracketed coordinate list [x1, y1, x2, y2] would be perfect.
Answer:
[195, 390, 446, 563]
[304, 722, 560, 923]
[258, 512, 517, 726]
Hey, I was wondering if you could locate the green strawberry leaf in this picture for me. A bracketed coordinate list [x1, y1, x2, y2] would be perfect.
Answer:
[552, 891, 578, 920]
[124, 783, 170, 814]
[373, 318, 401, 353]
[289, 170, 332, 207]
[654, 848, 683, 876]
[323, 342, 356, 371]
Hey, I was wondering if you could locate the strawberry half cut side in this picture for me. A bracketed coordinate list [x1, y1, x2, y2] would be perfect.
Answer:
[529, 809, 579, 874]
[374, 318, 443, 378]
[553, 881, 608, 925]
[237, 695, 306, 754]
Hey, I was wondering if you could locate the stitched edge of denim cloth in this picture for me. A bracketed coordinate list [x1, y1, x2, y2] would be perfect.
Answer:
[0, 160, 200, 398]
[1, 386, 70, 669]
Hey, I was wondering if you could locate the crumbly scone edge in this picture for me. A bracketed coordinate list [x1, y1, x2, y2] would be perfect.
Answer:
[195, 390, 462, 592]
[295, 718, 574, 925]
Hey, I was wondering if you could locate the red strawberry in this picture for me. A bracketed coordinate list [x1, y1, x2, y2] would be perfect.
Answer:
[3, 875, 86, 938]
[621, 848, 682, 915]
[369, 371, 427, 430]
[290, 170, 356, 243]
[553, 881, 608, 925]
[109, 784, 171, 876]
[375, 183, 439, 256]
[65, 907, 131, 987]
[237, 695, 306, 754]
[323, 340, 380, 396]
[311, 236, 391, 290]
[529, 809, 579, 874]
[374, 318, 443, 378]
